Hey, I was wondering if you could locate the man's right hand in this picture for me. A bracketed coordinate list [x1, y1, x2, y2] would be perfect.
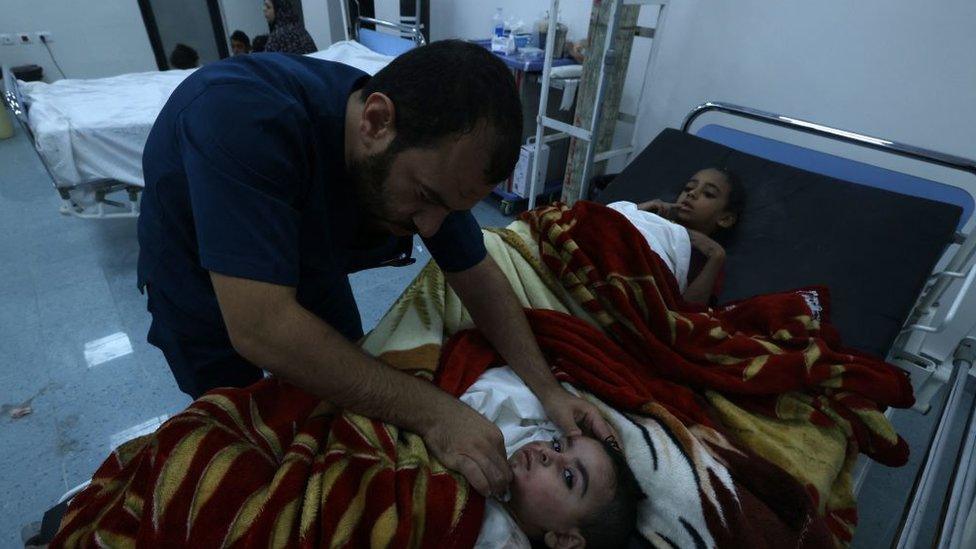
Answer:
[419, 399, 512, 499]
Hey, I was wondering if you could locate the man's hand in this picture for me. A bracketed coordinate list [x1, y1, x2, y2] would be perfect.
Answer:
[540, 386, 617, 443]
[637, 199, 677, 219]
[688, 229, 726, 259]
[419, 399, 512, 499]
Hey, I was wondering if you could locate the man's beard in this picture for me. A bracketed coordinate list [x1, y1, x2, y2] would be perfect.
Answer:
[348, 146, 416, 235]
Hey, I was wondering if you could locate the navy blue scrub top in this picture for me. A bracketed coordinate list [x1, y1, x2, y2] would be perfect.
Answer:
[138, 53, 487, 345]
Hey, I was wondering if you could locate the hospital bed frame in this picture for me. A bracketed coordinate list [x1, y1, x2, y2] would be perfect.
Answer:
[683, 102, 976, 548]
[339, 0, 427, 56]
[2, 64, 142, 220]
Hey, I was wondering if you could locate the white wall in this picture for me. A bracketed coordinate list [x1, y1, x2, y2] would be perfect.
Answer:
[301, 0, 333, 49]
[0, 0, 156, 81]
[220, 0, 271, 48]
[631, 0, 976, 176]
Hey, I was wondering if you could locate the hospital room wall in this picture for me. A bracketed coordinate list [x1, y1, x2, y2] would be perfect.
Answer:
[0, 0, 156, 81]
[629, 0, 976, 186]
[301, 0, 333, 51]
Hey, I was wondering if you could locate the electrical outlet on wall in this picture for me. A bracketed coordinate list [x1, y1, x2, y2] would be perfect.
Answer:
[17, 32, 32, 44]
[37, 31, 53, 43]
[0, 34, 15, 46]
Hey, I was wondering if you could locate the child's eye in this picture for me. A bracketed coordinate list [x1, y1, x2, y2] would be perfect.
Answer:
[563, 469, 574, 489]
[551, 437, 562, 452]
[705, 192, 716, 199]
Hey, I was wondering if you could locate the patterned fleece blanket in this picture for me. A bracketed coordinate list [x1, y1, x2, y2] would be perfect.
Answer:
[53, 202, 912, 548]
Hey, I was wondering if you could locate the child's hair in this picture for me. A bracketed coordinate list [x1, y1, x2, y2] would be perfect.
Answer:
[578, 439, 644, 549]
[706, 166, 746, 245]
[169, 44, 199, 70]
[231, 30, 251, 48]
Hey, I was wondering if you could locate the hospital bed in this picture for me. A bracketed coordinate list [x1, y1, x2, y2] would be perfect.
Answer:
[0, 4, 420, 222]
[597, 102, 976, 547]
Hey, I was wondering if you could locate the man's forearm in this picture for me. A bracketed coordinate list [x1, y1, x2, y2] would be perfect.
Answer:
[233, 301, 453, 435]
[446, 257, 562, 398]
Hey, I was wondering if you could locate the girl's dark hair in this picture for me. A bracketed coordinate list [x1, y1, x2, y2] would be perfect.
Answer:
[578, 440, 645, 549]
[707, 166, 746, 245]
[713, 166, 746, 218]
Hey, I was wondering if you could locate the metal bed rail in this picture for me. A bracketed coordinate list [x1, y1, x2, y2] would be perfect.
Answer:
[681, 101, 976, 401]
[2, 64, 142, 219]
[682, 101, 976, 547]
[341, 0, 427, 47]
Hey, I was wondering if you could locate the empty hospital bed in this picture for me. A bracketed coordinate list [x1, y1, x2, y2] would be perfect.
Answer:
[597, 101, 976, 548]
[0, 2, 420, 222]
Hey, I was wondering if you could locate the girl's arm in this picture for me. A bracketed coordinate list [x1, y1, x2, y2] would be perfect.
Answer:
[683, 230, 725, 304]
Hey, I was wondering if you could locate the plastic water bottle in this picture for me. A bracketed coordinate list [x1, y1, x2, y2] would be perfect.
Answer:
[492, 7, 504, 38]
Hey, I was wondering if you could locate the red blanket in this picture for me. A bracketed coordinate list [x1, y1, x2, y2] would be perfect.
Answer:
[443, 201, 912, 546]
[513, 202, 912, 464]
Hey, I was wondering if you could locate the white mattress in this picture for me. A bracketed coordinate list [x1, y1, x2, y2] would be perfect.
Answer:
[22, 69, 196, 189]
[20, 41, 393, 189]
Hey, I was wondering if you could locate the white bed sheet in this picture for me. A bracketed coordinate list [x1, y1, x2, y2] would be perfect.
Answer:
[20, 40, 394, 190]
[22, 69, 196, 189]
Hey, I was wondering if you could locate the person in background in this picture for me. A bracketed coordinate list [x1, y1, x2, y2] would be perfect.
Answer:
[230, 30, 251, 56]
[251, 34, 269, 53]
[169, 43, 199, 69]
[263, 0, 317, 55]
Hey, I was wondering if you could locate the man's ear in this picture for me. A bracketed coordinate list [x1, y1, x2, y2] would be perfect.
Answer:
[544, 529, 585, 549]
[717, 211, 737, 229]
[360, 91, 396, 151]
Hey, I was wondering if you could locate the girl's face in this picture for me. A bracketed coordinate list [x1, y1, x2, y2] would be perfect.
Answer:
[263, 0, 275, 24]
[506, 436, 615, 539]
[674, 168, 737, 234]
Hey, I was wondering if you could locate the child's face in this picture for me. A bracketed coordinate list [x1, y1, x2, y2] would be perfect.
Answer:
[507, 435, 616, 539]
[674, 168, 737, 234]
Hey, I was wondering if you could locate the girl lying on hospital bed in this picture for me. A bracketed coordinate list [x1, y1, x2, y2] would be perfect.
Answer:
[608, 167, 746, 305]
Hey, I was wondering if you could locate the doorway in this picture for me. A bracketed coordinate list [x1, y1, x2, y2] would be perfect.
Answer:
[138, 0, 230, 70]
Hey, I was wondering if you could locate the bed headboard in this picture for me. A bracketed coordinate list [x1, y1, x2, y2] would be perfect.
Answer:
[2, 64, 29, 126]
[682, 102, 976, 227]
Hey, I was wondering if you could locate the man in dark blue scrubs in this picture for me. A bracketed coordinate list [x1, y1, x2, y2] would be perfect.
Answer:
[138, 40, 611, 499]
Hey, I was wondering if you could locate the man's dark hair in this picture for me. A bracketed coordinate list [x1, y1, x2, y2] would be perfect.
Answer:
[579, 439, 644, 549]
[169, 43, 199, 70]
[230, 30, 251, 48]
[252, 34, 269, 53]
[360, 39, 523, 184]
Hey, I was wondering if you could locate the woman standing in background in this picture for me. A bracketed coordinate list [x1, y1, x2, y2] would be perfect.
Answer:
[263, 0, 317, 55]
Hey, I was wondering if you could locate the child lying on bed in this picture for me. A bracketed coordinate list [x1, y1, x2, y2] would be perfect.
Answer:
[462, 367, 643, 548]
[608, 167, 745, 304]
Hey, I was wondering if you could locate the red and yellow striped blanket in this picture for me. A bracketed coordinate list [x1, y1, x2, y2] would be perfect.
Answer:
[52, 201, 912, 548]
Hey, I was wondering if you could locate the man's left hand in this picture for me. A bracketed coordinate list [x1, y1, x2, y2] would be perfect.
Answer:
[540, 386, 617, 443]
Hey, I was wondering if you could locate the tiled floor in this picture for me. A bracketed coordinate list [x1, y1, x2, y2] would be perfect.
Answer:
[0, 120, 953, 547]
